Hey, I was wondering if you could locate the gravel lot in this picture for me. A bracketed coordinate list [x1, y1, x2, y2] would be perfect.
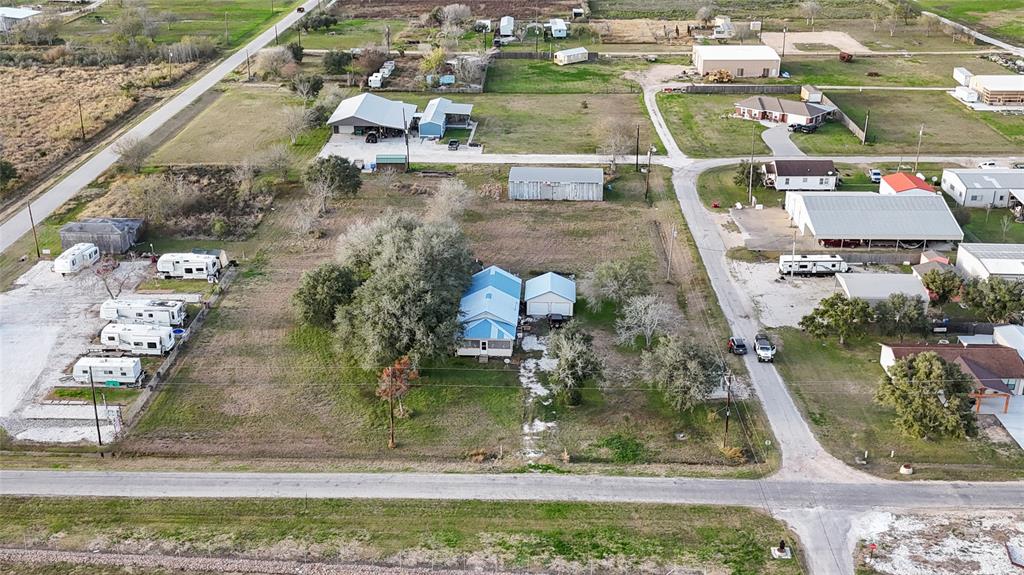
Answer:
[726, 261, 837, 328]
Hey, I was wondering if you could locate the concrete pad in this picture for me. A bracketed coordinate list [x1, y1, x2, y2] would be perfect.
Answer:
[979, 395, 1024, 449]
[16, 425, 115, 444]
[21, 404, 120, 421]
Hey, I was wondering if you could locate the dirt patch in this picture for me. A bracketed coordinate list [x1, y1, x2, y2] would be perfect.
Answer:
[625, 63, 689, 85]
[591, 19, 694, 45]
[978, 414, 1017, 446]
[761, 31, 872, 54]
[343, 0, 577, 19]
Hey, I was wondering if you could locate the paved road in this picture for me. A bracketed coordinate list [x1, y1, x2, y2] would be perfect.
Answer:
[0, 0, 325, 253]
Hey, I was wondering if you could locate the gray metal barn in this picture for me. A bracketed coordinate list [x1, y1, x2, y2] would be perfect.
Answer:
[59, 218, 144, 253]
[508, 167, 604, 201]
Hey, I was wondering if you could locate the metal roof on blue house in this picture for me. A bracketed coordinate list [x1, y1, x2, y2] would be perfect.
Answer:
[524, 272, 576, 302]
[463, 318, 517, 340]
[469, 265, 522, 299]
[459, 266, 521, 341]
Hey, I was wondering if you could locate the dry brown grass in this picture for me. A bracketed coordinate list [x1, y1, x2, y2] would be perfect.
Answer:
[0, 63, 193, 192]
[591, 19, 695, 44]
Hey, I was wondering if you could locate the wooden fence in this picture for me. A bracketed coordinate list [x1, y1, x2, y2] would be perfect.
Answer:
[680, 84, 801, 94]
[821, 93, 867, 144]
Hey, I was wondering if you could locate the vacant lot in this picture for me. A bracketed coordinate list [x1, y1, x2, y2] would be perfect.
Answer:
[384, 92, 665, 154]
[0, 63, 192, 197]
[915, 0, 1024, 44]
[590, 0, 874, 19]
[656, 93, 771, 157]
[64, 0, 299, 48]
[277, 18, 407, 50]
[484, 58, 648, 94]
[774, 328, 1024, 481]
[780, 54, 1010, 87]
[0, 497, 803, 575]
[150, 86, 307, 165]
[342, 0, 576, 19]
[816, 91, 1024, 154]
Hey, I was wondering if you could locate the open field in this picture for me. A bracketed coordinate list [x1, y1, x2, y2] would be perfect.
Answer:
[780, 54, 1010, 87]
[812, 91, 1024, 154]
[656, 93, 771, 158]
[382, 92, 665, 154]
[774, 328, 1024, 481]
[277, 18, 407, 50]
[762, 17, 1002, 52]
[0, 497, 803, 575]
[340, 0, 576, 19]
[590, 0, 875, 19]
[0, 63, 193, 199]
[484, 58, 649, 94]
[915, 0, 1024, 44]
[63, 0, 300, 48]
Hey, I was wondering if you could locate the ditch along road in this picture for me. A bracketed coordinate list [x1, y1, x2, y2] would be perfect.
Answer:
[0, 0, 328, 253]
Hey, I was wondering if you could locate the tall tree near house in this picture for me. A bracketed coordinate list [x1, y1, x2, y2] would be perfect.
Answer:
[799, 293, 873, 346]
[641, 336, 724, 411]
[921, 269, 962, 306]
[614, 294, 672, 349]
[547, 323, 603, 406]
[283, 105, 309, 145]
[305, 156, 362, 204]
[962, 277, 1024, 323]
[114, 136, 151, 173]
[876, 352, 976, 440]
[377, 356, 418, 449]
[293, 263, 359, 328]
[1000, 215, 1014, 241]
[733, 160, 761, 189]
[800, 0, 821, 31]
[586, 259, 652, 305]
[875, 293, 928, 341]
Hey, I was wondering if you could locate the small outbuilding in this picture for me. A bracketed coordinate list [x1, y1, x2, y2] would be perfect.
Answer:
[508, 167, 604, 201]
[548, 18, 568, 38]
[835, 273, 929, 307]
[554, 47, 589, 66]
[524, 272, 576, 317]
[499, 16, 515, 37]
[692, 44, 780, 78]
[0, 6, 41, 34]
[417, 97, 473, 138]
[59, 218, 144, 254]
[956, 243, 1024, 281]
[879, 173, 935, 196]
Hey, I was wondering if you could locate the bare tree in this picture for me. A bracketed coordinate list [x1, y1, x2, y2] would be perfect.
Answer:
[282, 105, 309, 145]
[377, 168, 400, 191]
[886, 10, 899, 37]
[293, 196, 322, 237]
[870, 10, 882, 32]
[924, 14, 940, 36]
[292, 75, 320, 102]
[441, 3, 472, 25]
[377, 356, 418, 449]
[426, 178, 473, 222]
[259, 143, 293, 176]
[597, 117, 634, 157]
[307, 176, 332, 214]
[254, 46, 295, 78]
[695, 0, 716, 26]
[90, 255, 145, 299]
[615, 294, 672, 349]
[451, 52, 491, 86]
[800, 0, 821, 31]
[233, 156, 258, 191]
[114, 136, 152, 173]
[1001, 215, 1014, 241]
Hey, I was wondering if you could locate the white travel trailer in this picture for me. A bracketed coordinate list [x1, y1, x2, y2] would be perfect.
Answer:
[72, 356, 144, 385]
[778, 254, 849, 276]
[53, 243, 100, 276]
[499, 16, 515, 37]
[100, 323, 175, 355]
[100, 299, 186, 327]
[156, 253, 221, 280]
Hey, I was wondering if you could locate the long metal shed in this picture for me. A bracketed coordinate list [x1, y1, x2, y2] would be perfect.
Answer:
[508, 167, 604, 201]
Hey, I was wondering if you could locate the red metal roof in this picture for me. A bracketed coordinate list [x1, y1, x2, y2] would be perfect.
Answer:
[882, 172, 932, 193]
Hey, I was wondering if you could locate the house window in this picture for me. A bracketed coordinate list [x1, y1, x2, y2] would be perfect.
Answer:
[107, 336, 116, 342]
[998, 195, 1005, 201]
[736, 68, 744, 77]
[148, 342, 158, 349]
[104, 370, 113, 375]
[970, 195, 980, 201]
[136, 313, 143, 317]
[783, 178, 790, 185]
[491, 341, 512, 349]
[463, 339, 480, 348]
[802, 177, 808, 183]
[819, 178, 826, 185]
[762, 67, 769, 77]
[133, 341, 143, 347]
[184, 268, 193, 274]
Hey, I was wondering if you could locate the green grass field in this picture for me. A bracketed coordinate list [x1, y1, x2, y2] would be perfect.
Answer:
[914, 0, 1024, 44]
[49, 387, 142, 405]
[656, 93, 770, 158]
[589, 0, 873, 19]
[774, 328, 1024, 481]
[277, 18, 406, 50]
[64, 0, 300, 48]
[0, 497, 803, 575]
[780, 54, 1010, 87]
[959, 208, 1024, 243]
[484, 58, 645, 94]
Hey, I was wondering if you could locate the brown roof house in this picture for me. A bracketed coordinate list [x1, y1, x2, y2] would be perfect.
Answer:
[880, 343, 1024, 413]
[761, 159, 838, 192]
[735, 96, 831, 126]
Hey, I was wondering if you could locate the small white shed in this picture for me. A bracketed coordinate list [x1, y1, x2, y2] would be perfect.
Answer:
[554, 47, 588, 66]
[524, 272, 576, 317]
[499, 16, 515, 37]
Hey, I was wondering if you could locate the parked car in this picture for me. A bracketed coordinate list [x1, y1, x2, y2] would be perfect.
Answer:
[448, 139, 460, 151]
[788, 124, 817, 134]
[868, 169, 882, 183]
[754, 333, 776, 363]
[296, 6, 305, 12]
[728, 337, 748, 355]
[978, 160, 998, 169]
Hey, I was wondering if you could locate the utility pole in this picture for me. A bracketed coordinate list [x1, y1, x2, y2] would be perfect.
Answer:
[385, 24, 391, 53]
[644, 144, 653, 204]
[790, 229, 797, 278]
[275, 24, 279, 45]
[665, 224, 677, 281]
[781, 27, 787, 57]
[245, 48, 252, 80]
[861, 109, 869, 145]
[747, 121, 756, 206]
[27, 202, 40, 259]
[271, 0, 274, 14]
[913, 124, 924, 173]
[722, 374, 732, 448]
[224, 12, 228, 46]
[634, 124, 640, 171]
[77, 100, 86, 142]
[88, 370, 104, 457]
[402, 107, 410, 172]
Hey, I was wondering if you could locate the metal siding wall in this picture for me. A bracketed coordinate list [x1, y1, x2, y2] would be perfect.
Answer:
[509, 181, 602, 201]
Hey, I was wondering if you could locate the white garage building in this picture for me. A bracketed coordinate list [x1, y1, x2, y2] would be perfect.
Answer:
[835, 273, 930, 307]
[955, 243, 1024, 281]
[940, 169, 1024, 208]
[524, 272, 576, 317]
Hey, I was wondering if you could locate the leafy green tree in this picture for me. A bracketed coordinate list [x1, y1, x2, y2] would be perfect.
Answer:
[587, 259, 651, 305]
[293, 263, 359, 328]
[876, 352, 976, 439]
[335, 213, 474, 368]
[921, 269, 962, 306]
[893, 0, 921, 25]
[799, 293, 873, 346]
[733, 160, 760, 189]
[419, 46, 448, 75]
[641, 335, 725, 411]
[0, 160, 17, 189]
[962, 277, 1024, 323]
[286, 41, 304, 62]
[323, 50, 353, 75]
[547, 323, 603, 406]
[875, 293, 928, 341]
[305, 156, 362, 201]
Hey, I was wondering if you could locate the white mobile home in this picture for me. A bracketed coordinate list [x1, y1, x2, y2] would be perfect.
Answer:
[554, 47, 588, 66]
[72, 357, 144, 385]
[777, 254, 849, 276]
[499, 16, 515, 37]
[524, 272, 576, 317]
[508, 167, 604, 201]
[100, 323, 175, 355]
[53, 243, 100, 276]
[100, 299, 186, 327]
[156, 253, 221, 280]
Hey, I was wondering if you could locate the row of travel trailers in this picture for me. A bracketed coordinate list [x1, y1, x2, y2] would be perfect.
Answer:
[777, 254, 850, 276]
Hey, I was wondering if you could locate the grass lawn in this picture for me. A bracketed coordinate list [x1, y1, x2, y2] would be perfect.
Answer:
[790, 121, 863, 155]
[0, 497, 803, 575]
[484, 58, 646, 94]
[811, 91, 1024, 155]
[914, 0, 1024, 44]
[696, 164, 779, 211]
[64, 0, 300, 48]
[959, 208, 1024, 243]
[774, 327, 1024, 481]
[277, 18, 407, 50]
[48, 387, 142, 405]
[385, 92, 664, 155]
[150, 86, 309, 165]
[656, 93, 770, 158]
[780, 54, 1010, 88]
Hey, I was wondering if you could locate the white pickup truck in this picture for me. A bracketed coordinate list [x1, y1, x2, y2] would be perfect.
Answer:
[755, 333, 776, 363]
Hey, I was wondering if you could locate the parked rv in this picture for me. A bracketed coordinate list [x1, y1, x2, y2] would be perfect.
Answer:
[72, 356, 144, 386]
[53, 243, 100, 276]
[156, 253, 221, 280]
[100, 299, 186, 326]
[778, 254, 850, 276]
[100, 324, 175, 355]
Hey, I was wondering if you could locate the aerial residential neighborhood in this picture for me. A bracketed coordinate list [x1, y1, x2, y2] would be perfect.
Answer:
[1, 0, 1023, 574]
